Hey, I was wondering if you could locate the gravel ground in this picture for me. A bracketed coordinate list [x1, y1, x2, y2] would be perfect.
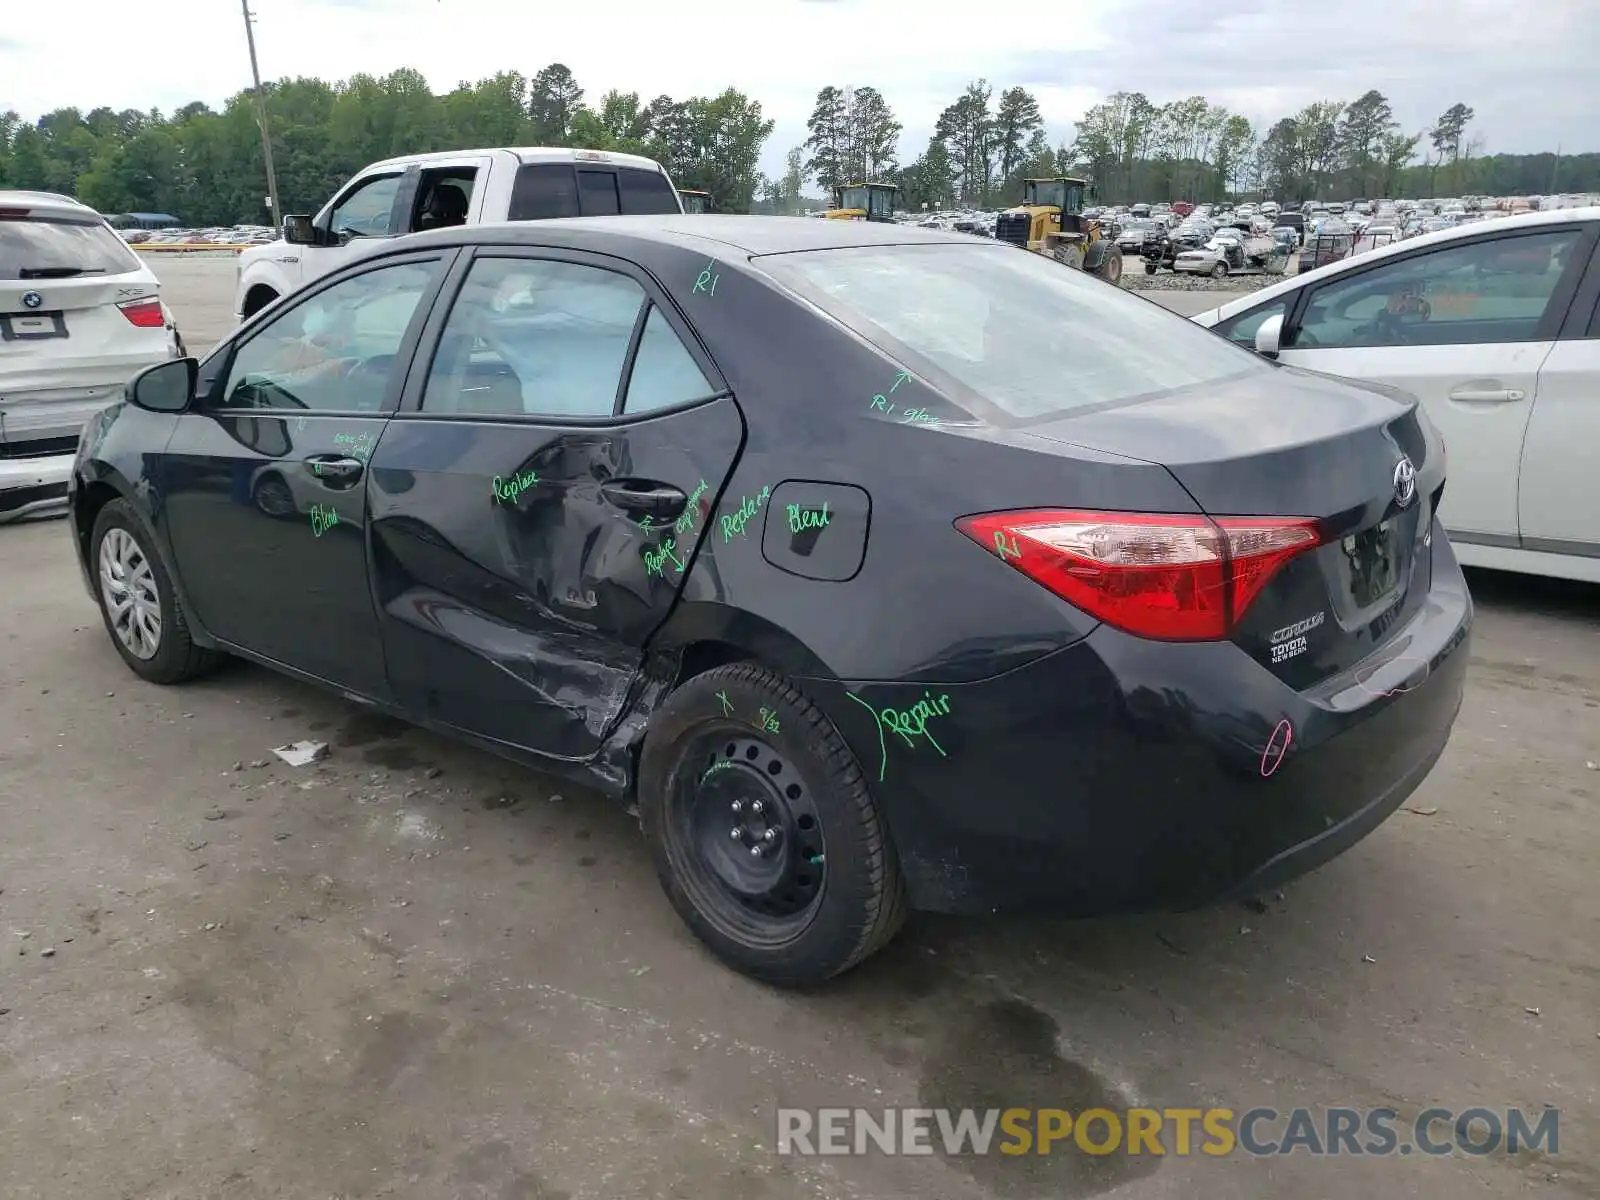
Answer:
[1119, 270, 1281, 296]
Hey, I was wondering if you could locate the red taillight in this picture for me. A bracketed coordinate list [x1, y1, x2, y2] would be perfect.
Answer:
[117, 296, 165, 328]
[956, 509, 1323, 641]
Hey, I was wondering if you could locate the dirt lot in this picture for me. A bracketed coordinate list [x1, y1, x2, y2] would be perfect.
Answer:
[1, 259, 1597, 1200]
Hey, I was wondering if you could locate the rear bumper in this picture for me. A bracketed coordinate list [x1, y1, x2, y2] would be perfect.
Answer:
[0, 453, 72, 522]
[813, 535, 1473, 916]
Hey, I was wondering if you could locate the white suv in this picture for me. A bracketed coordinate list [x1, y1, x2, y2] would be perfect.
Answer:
[0, 191, 182, 522]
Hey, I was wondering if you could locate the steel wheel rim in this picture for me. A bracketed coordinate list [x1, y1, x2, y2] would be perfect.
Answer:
[98, 527, 162, 660]
[665, 729, 827, 948]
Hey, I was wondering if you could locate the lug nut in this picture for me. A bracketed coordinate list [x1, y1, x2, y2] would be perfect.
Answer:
[750, 845, 765, 857]
[762, 829, 777, 842]
[731, 800, 744, 814]
[750, 800, 764, 815]
[730, 827, 745, 840]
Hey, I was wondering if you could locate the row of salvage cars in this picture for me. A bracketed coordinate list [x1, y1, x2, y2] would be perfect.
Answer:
[1132, 215, 1295, 278]
[1165, 225, 1299, 279]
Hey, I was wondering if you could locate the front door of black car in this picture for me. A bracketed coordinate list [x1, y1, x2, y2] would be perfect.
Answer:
[158, 254, 449, 696]
[367, 248, 743, 759]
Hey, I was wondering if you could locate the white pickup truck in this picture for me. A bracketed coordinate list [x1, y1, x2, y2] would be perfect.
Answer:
[233, 147, 683, 323]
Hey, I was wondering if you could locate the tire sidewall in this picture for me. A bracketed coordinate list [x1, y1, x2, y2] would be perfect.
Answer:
[638, 666, 891, 985]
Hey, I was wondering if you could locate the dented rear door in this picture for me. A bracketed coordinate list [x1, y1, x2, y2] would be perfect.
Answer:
[368, 247, 740, 761]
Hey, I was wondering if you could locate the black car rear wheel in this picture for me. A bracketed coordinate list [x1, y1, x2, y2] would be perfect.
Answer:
[91, 499, 222, 684]
[639, 662, 907, 986]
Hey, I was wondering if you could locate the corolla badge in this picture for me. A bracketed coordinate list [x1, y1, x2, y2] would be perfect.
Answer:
[21, 291, 44, 309]
[1393, 456, 1417, 507]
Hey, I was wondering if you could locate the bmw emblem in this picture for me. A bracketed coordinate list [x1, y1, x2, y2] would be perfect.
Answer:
[1393, 456, 1417, 507]
[21, 291, 43, 310]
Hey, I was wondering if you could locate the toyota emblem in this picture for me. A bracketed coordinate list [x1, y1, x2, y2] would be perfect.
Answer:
[1393, 457, 1417, 507]
[21, 291, 43, 310]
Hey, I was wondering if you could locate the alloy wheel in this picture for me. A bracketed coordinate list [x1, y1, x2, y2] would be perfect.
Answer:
[98, 527, 162, 660]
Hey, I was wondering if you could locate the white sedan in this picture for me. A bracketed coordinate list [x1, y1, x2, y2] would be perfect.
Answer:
[1192, 206, 1600, 584]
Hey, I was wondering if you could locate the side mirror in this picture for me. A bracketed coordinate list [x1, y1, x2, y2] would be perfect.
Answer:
[126, 358, 197, 413]
[1254, 313, 1284, 359]
[282, 214, 318, 245]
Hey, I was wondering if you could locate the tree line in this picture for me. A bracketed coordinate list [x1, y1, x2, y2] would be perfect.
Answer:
[0, 65, 773, 225]
[0, 64, 1593, 225]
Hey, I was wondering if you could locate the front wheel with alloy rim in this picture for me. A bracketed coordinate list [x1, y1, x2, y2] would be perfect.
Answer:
[91, 499, 223, 684]
[638, 662, 907, 986]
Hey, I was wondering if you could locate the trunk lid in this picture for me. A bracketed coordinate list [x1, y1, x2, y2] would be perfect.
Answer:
[1018, 367, 1441, 688]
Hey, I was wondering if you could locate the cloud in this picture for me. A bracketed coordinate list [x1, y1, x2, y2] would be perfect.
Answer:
[0, 0, 1591, 182]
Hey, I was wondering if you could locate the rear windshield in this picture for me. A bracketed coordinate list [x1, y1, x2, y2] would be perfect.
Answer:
[616, 168, 681, 214]
[0, 215, 140, 279]
[508, 163, 680, 220]
[758, 243, 1267, 421]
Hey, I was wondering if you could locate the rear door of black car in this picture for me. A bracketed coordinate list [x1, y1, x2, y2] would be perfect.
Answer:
[367, 246, 741, 760]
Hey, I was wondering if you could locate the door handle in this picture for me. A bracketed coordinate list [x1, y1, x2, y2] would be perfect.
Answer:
[599, 478, 687, 521]
[304, 455, 365, 486]
[1447, 386, 1525, 403]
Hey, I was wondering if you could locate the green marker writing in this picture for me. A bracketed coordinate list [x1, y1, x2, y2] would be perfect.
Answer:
[309, 503, 339, 538]
[492, 469, 539, 504]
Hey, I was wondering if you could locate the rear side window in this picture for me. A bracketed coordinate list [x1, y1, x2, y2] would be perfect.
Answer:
[0, 215, 140, 278]
[618, 168, 682, 215]
[758, 243, 1268, 422]
[508, 164, 580, 221]
[623, 306, 715, 414]
[421, 256, 646, 419]
[577, 170, 621, 216]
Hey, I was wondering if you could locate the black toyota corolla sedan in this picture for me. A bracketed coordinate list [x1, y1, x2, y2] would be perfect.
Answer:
[67, 216, 1471, 985]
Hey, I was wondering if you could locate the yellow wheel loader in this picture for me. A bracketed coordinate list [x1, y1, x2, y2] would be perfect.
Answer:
[825, 182, 900, 222]
[994, 177, 1123, 283]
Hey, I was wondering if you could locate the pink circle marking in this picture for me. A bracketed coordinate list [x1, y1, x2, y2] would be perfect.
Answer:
[1260, 719, 1293, 777]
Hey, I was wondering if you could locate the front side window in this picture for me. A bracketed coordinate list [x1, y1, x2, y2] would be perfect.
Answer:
[1215, 300, 1289, 349]
[758, 243, 1268, 422]
[219, 260, 438, 412]
[327, 174, 403, 240]
[422, 257, 646, 419]
[1290, 228, 1585, 350]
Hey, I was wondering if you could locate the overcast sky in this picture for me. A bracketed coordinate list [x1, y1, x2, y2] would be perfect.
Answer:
[3, 0, 1594, 180]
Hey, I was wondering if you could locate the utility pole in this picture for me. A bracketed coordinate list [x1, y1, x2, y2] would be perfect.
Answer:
[240, 0, 283, 229]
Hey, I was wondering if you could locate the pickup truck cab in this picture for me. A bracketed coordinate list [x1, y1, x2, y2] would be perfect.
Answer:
[233, 147, 682, 322]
